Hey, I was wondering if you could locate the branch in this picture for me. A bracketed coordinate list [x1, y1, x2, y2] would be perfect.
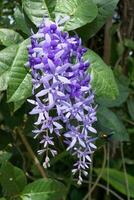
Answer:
[83, 145, 107, 200]
[15, 128, 47, 179]
[120, 142, 130, 200]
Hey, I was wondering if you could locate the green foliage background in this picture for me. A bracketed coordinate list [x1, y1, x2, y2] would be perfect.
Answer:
[0, 0, 134, 199]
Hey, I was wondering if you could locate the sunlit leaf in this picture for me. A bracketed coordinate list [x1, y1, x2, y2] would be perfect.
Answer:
[14, 6, 30, 35]
[55, 0, 98, 30]
[77, 0, 119, 40]
[21, 178, 66, 200]
[85, 49, 118, 99]
[0, 29, 23, 46]
[22, 0, 53, 26]
[0, 45, 18, 91]
[97, 77, 129, 107]
[7, 39, 32, 103]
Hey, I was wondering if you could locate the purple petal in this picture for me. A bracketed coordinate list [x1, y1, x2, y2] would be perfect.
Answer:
[89, 143, 97, 149]
[75, 113, 82, 121]
[58, 75, 71, 84]
[32, 33, 44, 38]
[57, 91, 65, 97]
[66, 112, 71, 119]
[48, 93, 55, 108]
[45, 33, 51, 43]
[78, 138, 86, 148]
[85, 155, 91, 162]
[67, 138, 77, 150]
[27, 99, 37, 105]
[53, 121, 63, 129]
[34, 113, 44, 125]
[29, 107, 41, 115]
[81, 86, 89, 92]
[34, 63, 44, 69]
[56, 63, 70, 73]
[55, 50, 64, 59]
[36, 89, 48, 97]
[87, 126, 97, 133]
[48, 59, 55, 72]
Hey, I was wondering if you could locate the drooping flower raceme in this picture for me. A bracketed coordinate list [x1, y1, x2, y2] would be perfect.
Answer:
[26, 18, 97, 184]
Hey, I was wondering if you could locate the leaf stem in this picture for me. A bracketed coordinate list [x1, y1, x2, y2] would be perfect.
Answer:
[120, 142, 130, 200]
[16, 128, 47, 179]
[73, 179, 124, 200]
[83, 145, 107, 200]
[88, 154, 93, 200]
[93, 182, 124, 200]
[106, 143, 110, 195]
[122, 118, 134, 126]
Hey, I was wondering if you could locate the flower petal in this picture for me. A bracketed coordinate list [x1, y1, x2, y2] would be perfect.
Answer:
[36, 89, 48, 97]
[53, 121, 63, 129]
[58, 75, 71, 84]
[48, 93, 55, 108]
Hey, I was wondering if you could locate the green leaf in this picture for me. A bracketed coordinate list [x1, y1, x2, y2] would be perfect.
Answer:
[7, 39, 32, 103]
[45, 0, 57, 15]
[0, 29, 23, 47]
[0, 162, 27, 196]
[97, 106, 129, 141]
[8, 73, 32, 107]
[22, 0, 53, 26]
[14, 6, 30, 35]
[85, 49, 118, 99]
[97, 77, 129, 107]
[0, 151, 12, 164]
[127, 97, 134, 121]
[55, 0, 98, 31]
[14, 99, 26, 112]
[77, 0, 119, 40]
[95, 168, 134, 198]
[0, 45, 18, 91]
[124, 39, 134, 50]
[117, 42, 125, 57]
[21, 178, 66, 200]
[0, 198, 7, 200]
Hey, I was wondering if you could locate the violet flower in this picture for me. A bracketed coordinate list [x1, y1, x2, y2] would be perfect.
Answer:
[27, 18, 97, 184]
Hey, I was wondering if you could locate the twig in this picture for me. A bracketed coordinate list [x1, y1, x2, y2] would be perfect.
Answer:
[120, 142, 130, 200]
[88, 154, 93, 200]
[73, 179, 124, 200]
[10, 131, 27, 172]
[122, 118, 134, 126]
[94, 182, 124, 200]
[26, 172, 36, 181]
[16, 128, 47, 179]
[106, 143, 110, 195]
[103, 18, 112, 65]
[83, 145, 107, 200]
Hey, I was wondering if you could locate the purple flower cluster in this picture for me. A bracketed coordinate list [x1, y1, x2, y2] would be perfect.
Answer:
[27, 19, 97, 184]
